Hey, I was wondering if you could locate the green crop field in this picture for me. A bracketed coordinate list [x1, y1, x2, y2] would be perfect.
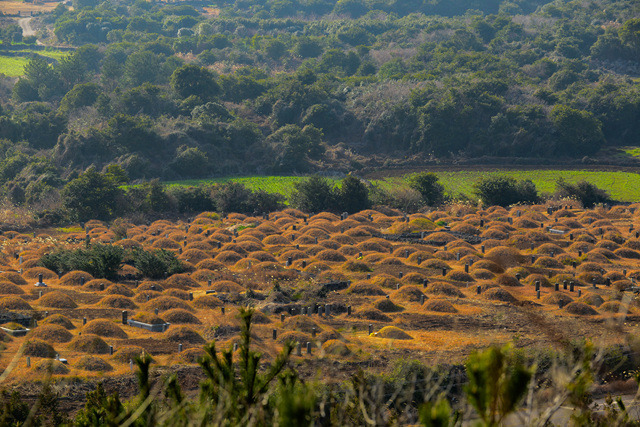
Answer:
[165, 169, 640, 203]
[0, 50, 70, 77]
[0, 56, 29, 77]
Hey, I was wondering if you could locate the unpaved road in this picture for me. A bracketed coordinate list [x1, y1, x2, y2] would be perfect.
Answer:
[18, 17, 36, 37]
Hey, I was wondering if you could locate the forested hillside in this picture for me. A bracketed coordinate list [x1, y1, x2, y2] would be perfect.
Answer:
[0, 0, 639, 206]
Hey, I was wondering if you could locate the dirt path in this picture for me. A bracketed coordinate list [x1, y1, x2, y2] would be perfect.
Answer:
[18, 17, 35, 37]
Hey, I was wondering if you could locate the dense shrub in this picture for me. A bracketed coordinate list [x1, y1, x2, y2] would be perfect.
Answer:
[474, 176, 539, 207]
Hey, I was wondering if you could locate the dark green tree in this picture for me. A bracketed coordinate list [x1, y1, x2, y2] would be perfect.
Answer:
[408, 172, 445, 206]
[555, 178, 612, 208]
[170, 64, 220, 100]
[338, 175, 370, 213]
[62, 167, 123, 220]
[291, 175, 337, 212]
[474, 176, 538, 207]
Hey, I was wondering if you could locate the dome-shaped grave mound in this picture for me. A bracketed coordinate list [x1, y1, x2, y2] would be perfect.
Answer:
[162, 309, 201, 324]
[483, 287, 518, 304]
[564, 302, 598, 316]
[600, 301, 634, 314]
[67, 334, 110, 354]
[425, 299, 458, 313]
[59, 271, 94, 287]
[373, 298, 404, 313]
[578, 293, 605, 307]
[41, 314, 74, 330]
[145, 296, 194, 312]
[394, 285, 425, 302]
[181, 347, 206, 364]
[347, 282, 386, 296]
[0, 282, 24, 295]
[113, 346, 147, 363]
[485, 246, 526, 269]
[29, 324, 72, 343]
[38, 291, 77, 309]
[0, 272, 27, 286]
[193, 294, 223, 309]
[322, 340, 352, 356]
[164, 326, 205, 344]
[542, 293, 573, 306]
[375, 326, 412, 340]
[0, 296, 32, 310]
[164, 274, 198, 290]
[426, 282, 464, 298]
[163, 289, 190, 300]
[76, 355, 113, 372]
[34, 359, 69, 375]
[83, 279, 113, 292]
[101, 295, 137, 309]
[83, 319, 128, 339]
[212, 280, 243, 293]
[25, 339, 56, 358]
[105, 284, 134, 297]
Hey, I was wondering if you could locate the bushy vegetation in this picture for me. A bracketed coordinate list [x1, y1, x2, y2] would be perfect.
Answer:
[474, 176, 539, 207]
[0, 0, 639, 214]
[39, 243, 184, 279]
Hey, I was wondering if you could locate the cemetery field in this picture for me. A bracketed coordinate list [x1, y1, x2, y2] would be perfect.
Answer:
[2, 203, 640, 412]
[166, 169, 640, 203]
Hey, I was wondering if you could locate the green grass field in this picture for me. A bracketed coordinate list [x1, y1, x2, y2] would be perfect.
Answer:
[0, 56, 29, 77]
[0, 50, 70, 77]
[165, 169, 640, 203]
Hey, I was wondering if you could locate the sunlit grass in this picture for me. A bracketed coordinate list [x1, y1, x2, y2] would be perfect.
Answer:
[0, 56, 29, 77]
[165, 169, 640, 203]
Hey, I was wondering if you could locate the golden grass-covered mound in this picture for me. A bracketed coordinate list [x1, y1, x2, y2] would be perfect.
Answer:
[39, 291, 77, 309]
[600, 301, 633, 314]
[29, 324, 73, 343]
[165, 274, 199, 289]
[322, 340, 351, 356]
[67, 334, 110, 354]
[0, 296, 32, 310]
[145, 296, 194, 312]
[485, 247, 525, 268]
[563, 301, 598, 315]
[373, 298, 404, 313]
[162, 309, 201, 324]
[578, 293, 605, 307]
[212, 280, 243, 293]
[394, 285, 426, 302]
[375, 326, 413, 340]
[24, 339, 56, 358]
[83, 319, 128, 339]
[101, 295, 137, 309]
[542, 293, 574, 306]
[425, 299, 458, 313]
[483, 287, 518, 304]
[76, 355, 113, 372]
[113, 346, 148, 363]
[347, 282, 386, 296]
[59, 271, 94, 287]
[0, 272, 27, 286]
[164, 326, 205, 344]
[426, 282, 464, 298]
[41, 314, 75, 330]
[35, 359, 69, 375]
[105, 284, 135, 297]
[132, 312, 165, 325]
[0, 282, 24, 295]
[193, 295, 223, 309]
